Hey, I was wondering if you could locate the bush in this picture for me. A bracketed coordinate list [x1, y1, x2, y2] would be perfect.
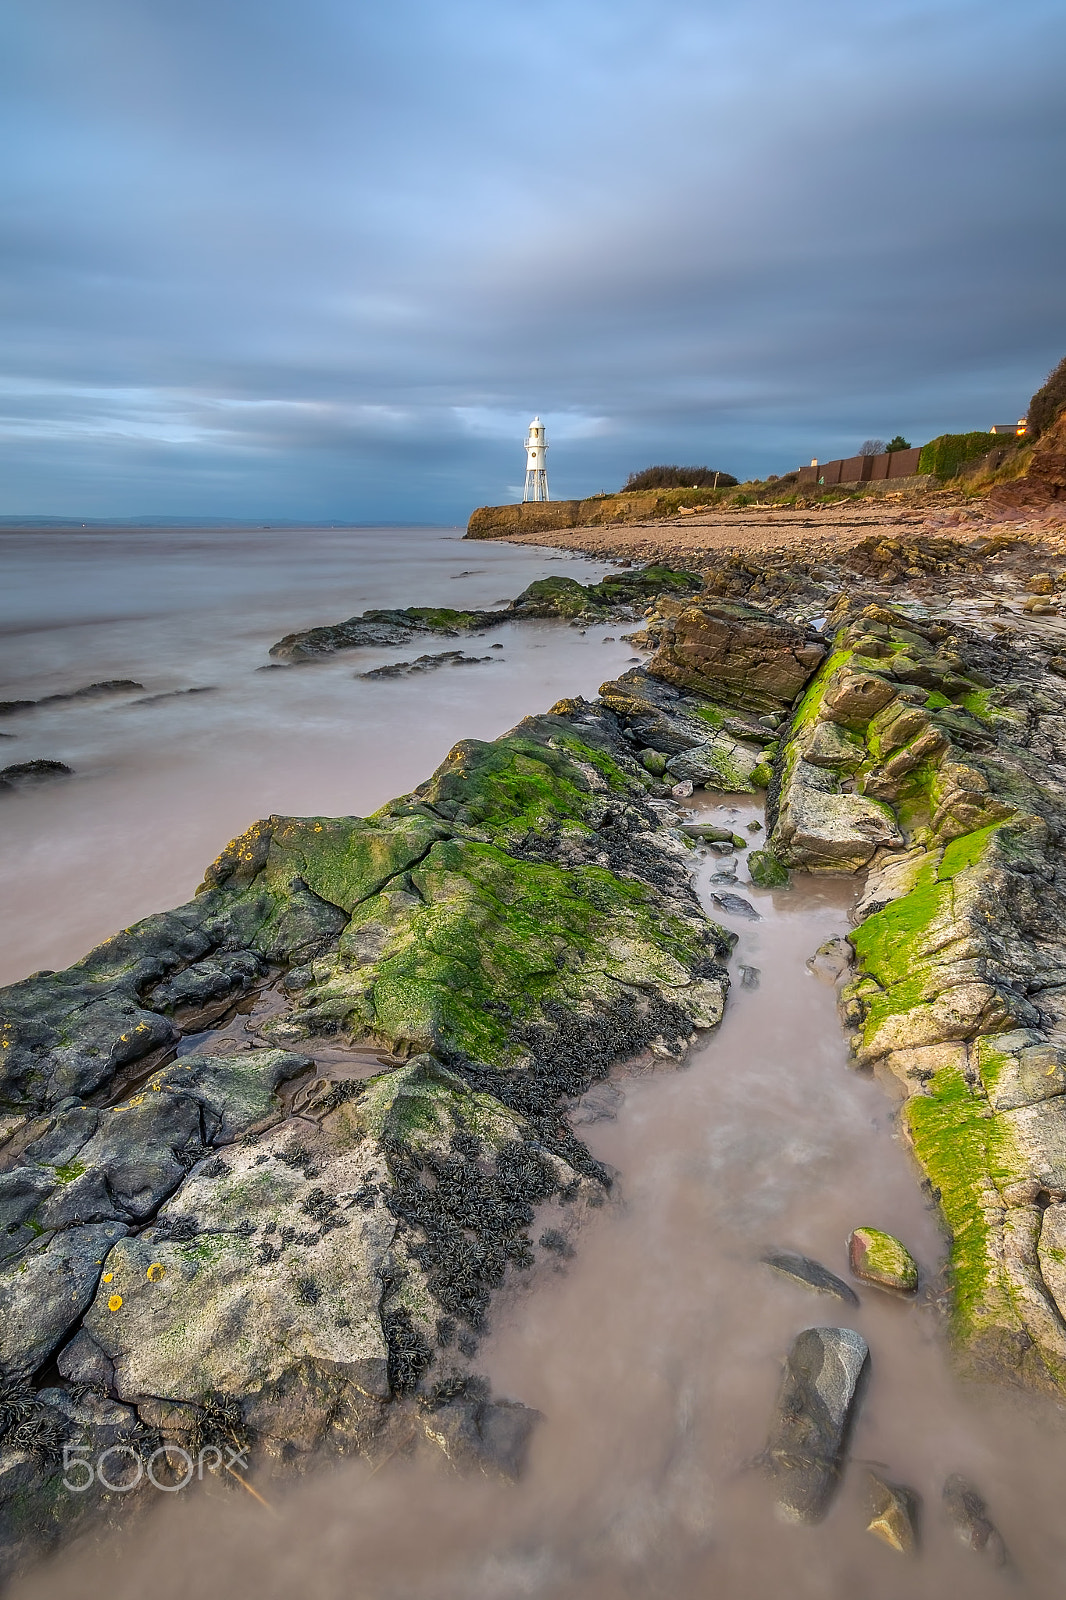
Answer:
[1028, 355, 1066, 439]
[886, 435, 911, 452]
[918, 432, 998, 478]
[624, 464, 738, 490]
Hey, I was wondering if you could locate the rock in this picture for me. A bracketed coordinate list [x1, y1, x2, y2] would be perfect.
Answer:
[942, 1474, 1008, 1566]
[747, 819, 763, 832]
[647, 598, 826, 713]
[805, 937, 850, 983]
[640, 748, 668, 776]
[270, 607, 506, 661]
[820, 671, 898, 728]
[0, 1223, 129, 1377]
[866, 1470, 920, 1554]
[0, 760, 73, 790]
[711, 892, 759, 920]
[671, 779, 694, 798]
[421, 1395, 541, 1480]
[740, 965, 760, 989]
[848, 1228, 918, 1293]
[762, 1250, 859, 1305]
[803, 720, 867, 770]
[679, 822, 735, 843]
[773, 775, 903, 872]
[82, 1114, 397, 1427]
[0, 670, 742, 1569]
[764, 1326, 869, 1523]
[748, 849, 790, 888]
[56, 1328, 115, 1389]
[0, 681, 142, 717]
[666, 736, 761, 792]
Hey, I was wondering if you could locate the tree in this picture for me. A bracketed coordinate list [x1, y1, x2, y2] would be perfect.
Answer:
[623, 465, 738, 490]
[1028, 355, 1066, 439]
[859, 439, 886, 457]
[885, 435, 911, 453]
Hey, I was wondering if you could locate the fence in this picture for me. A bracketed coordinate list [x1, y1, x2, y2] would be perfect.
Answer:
[797, 447, 922, 487]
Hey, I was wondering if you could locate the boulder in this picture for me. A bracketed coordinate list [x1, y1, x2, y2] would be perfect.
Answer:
[647, 599, 826, 713]
[666, 736, 761, 791]
[773, 776, 902, 871]
[848, 1228, 918, 1293]
[764, 1325, 869, 1523]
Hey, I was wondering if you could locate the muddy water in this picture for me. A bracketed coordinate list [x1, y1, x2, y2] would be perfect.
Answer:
[0, 524, 636, 983]
[7, 529, 1066, 1597]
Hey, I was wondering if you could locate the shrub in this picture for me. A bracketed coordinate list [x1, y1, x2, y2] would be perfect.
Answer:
[918, 432, 998, 478]
[623, 464, 738, 490]
[1028, 355, 1066, 439]
[886, 435, 911, 452]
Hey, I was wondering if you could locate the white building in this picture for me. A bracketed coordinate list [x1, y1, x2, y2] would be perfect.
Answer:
[523, 417, 549, 502]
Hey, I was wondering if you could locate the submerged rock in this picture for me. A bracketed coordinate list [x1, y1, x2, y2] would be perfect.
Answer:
[711, 892, 760, 920]
[0, 760, 73, 790]
[942, 1474, 1009, 1566]
[848, 1227, 918, 1293]
[866, 1470, 920, 1554]
[764, 1325, 869, 1523]
[762, 1250, 859, 1305]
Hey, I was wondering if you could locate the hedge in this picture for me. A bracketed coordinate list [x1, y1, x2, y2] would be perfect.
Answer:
[918, 432, 999, 478]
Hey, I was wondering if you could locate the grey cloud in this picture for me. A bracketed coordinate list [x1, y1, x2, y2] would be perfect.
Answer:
[1, 0, 1064, 518]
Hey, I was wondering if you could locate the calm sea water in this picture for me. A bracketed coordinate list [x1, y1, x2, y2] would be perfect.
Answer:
[0, 524, 636, 983]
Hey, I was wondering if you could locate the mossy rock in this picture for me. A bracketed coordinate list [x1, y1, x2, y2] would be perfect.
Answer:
[748, 849, 790, 888]
[848, 1227, 918, 1293]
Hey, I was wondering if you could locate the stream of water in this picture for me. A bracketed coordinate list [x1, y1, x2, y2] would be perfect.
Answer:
[4, 526, 1066, 1597]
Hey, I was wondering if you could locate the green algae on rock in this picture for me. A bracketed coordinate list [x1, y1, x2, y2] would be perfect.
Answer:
[268, 565, 703, 661]
[508, 564, 702, 620]
[848, 1226, 919, 1293]
[770, 601, 1066, 1391]
[748, 849, 791, 888]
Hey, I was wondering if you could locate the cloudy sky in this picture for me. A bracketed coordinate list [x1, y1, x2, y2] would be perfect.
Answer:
[3, 0, 1065, 521]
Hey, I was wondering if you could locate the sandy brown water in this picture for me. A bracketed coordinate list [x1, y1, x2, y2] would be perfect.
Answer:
[5, 529, 1066, 1597]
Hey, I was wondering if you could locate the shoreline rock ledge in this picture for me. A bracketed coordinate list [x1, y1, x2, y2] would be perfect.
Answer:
[0, 671, 757, 1574]
[768, 600, 1066, 1391]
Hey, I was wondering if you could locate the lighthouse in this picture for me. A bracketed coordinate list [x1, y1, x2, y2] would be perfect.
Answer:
[523, 417, 549, 502]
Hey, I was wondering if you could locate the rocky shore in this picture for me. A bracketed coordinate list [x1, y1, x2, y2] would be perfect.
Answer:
[1, 598, 789, 1571]
[7, 458, 1066, 1574]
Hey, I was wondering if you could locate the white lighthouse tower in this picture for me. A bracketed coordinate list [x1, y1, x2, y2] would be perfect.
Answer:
[523, 416, 549, 502]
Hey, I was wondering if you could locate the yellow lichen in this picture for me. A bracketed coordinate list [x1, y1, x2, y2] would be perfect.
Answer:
[108, 1294, 123, 1311]
[146, 1262, 165, 1282]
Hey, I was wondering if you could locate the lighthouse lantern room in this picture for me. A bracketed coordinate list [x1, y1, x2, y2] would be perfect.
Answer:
[523, 417, 549, 502]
